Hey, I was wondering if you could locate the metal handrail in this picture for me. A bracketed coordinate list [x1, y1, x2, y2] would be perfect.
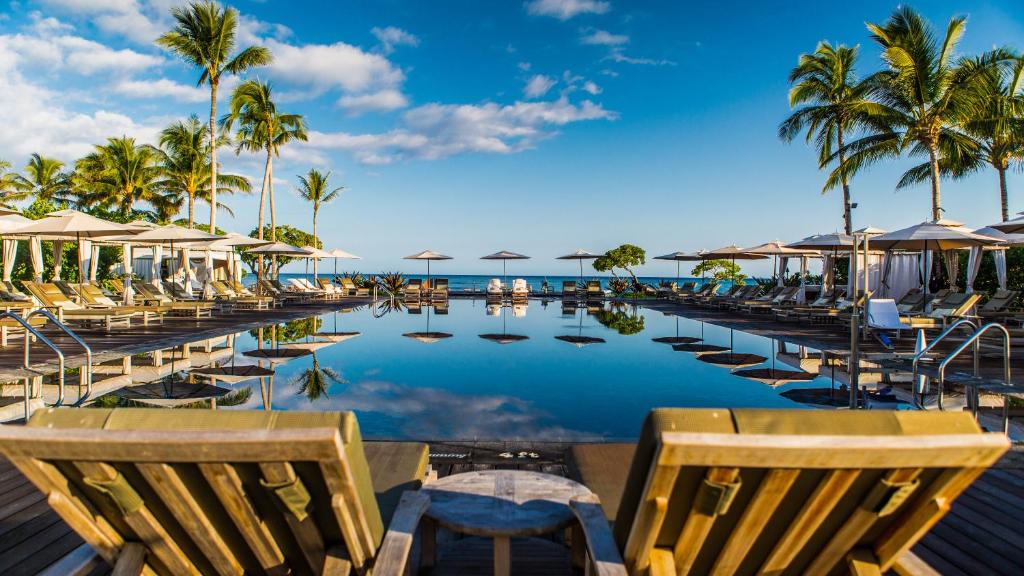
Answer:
[0, 311, 65, 414]
[910, 318, 978, 408]
[26, 309, 93, 398]
[936, 323, 1012, 419]
[373, 284, 395, 303]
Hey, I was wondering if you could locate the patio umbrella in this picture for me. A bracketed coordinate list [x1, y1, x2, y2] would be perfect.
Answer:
[786, 233, 859, 293]
[732, 339, 815, 386]
[654, 251, 703, 283]
[745, 240, 820, 286]
[246, 242, 314, 280]
[672, 343, 729, 354]
[326, 248, 361, 277]
[988, 212, 1024, 234]
[699, 245, 767, 285]
[481, 250, 530, 287]
[557, 249, 601, 287]
[555, 305, 606, 347]
[113, 378, 232, 408]
[404, 250, 452, 287]
[871, 221, 999, 307]
[190, 364, 275, 383]
[10, 209, 132, 283]
[242, 348, 312, 363]
[109, 225, 223, 291]
[697, 352, 767, 368]
[479, 304, 529, 344]
[403, 303, 452, 343]
[200, 233, 272, 286]
[0, 206, 21, 216]
[300, 246, 333, 281]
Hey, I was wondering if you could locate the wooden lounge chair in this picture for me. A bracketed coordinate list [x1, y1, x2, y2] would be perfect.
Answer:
[210, 280, 273, 310]
[774, 288, 845, 322]
[587, 280, 604, 302]
[895, 289, 925, 314]
[258, 278, 309, 305]
[403, 279, 422, 302]
[706, 285, 749, 308]
[562, 281, 578, 300]
[903, 292, 982, 329]
[0, 408, 431, 576]
[976, 288, 1020, 320]
[133, 283, 216, 318]
[338, 277, 370, 298]
[21, 281, 133, 330]
[430, 278, 449, 303]
[667, 282, 696, 302]
[568, 408, 1008, 576]
[73, 282, 170, 324]
[657, 281, 677, 298]
[740, 286, 799, 313]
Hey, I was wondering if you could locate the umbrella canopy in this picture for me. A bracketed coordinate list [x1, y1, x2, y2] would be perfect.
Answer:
[557, 249, 601, 285]
[697, 352, 768, 368]
[190, 365, 275, 383]
[328, 248, 361, 259]
[8, 209, 131, 239]
[314, 331, 362, 343]
[786, 233, 855, 251]
[732, 367, 816, 387]
[300, 246, 334, 259]
[651, 336, 702, 344]
[700, 245, 768, 260]
[554, 335, 606, 347]
[744, 241, 820, 256]
[404, 249, 452, 285]
[0, 213, 31, 234]
[402, 331, 453, 343]
[109, 224, 223, 244]
[654, 251, 703, 282]
[672, 343, 730, 354]
[0, 206, 21, 217]
[989, 213, 1024, 234]
[242, 348, 313, 364]
[870, 221, 1000, 251]
[246, 242, 314, 256]
[481, 250, 530, 285]
[114, 381, 234, 407]
[204, 232, 272, 249]
[479, 333, 530, 344]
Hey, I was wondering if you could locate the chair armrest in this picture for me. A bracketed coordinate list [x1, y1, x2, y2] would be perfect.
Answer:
[374, 491, 430, 576]
[569, 494, 627, 576]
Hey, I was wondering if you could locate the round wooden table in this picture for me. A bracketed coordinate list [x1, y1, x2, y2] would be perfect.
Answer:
[421, 470, 593, 576]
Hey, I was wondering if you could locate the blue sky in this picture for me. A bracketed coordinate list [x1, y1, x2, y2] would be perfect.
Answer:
[1, 0, 1022, 276]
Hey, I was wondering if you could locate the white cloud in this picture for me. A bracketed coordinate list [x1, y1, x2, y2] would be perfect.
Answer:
[264, 38, 405, 97]
[580, 29, 628, 45]
[371, 26, 419, 54]
[0, 27, 162, 76]
[39, 0, 168, 44]
[517, 62, 531, 71]
[524, 74, 556, 98]
[299, 97, 616, 165]
[338, 89, 409, 114]
[524, 0, 610, 20]
[113, 78, 208, 102]
[606, 47, 677, 66]
[582, 80, 602, 94]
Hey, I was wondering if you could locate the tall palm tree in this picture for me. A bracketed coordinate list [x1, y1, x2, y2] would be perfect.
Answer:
[156, 0, 272, 232]
[224, 79, 307, 276]
[157, 116, 251, 227]
[953, 54, 1024, 222]
[834, 7, 1012, 221]
[779, 42, 879, 234]
[15, 154, 73, 205]
[0, 159, 29, 208]
[297, 168, 343, 274]
[74, 136, 171, 218]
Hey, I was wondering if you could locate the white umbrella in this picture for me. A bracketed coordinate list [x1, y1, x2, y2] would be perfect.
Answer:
[109, 225, 223, 287]
[481, 250, 530, 287]
[300, 246, 333, 281]
[8, 209, 132, 283]
[745, 241, 820, 289]
[326, 248, 361, 277]
[699, 245, 767, 285]
[557, 249, 601, 286]
[989, 212, 1024, 234]
[0, 206, 21, 217]
[404, 250, 452, 287]
[246, 242, 313, 257]
[653, 251, 703, 283]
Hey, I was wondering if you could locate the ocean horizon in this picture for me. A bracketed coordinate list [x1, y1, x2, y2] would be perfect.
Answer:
[271, 272, 748, 292]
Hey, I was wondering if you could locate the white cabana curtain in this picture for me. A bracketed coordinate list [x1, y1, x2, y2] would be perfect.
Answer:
[797, 256, 808, 303]
[966, 247, 985, 293]
[943, 250, 960, 290]
[89, 243, 100, 282]
[151, 245, 163, 289]
[122, 244, 134, 305]
[77, 239, 92, 283]
[201, 250, 215, 299]
[880, 253, 921, 301]
[822, 254, 835, 292]
[847, 253, 882, 294]
[994, 250, 1008, 289]
[777, 257, 789, 287]
[52, 240, 64, 281]
[2, 239, 17, 281]
[29, 237, 43, 281]
[179, 246, 194, 294]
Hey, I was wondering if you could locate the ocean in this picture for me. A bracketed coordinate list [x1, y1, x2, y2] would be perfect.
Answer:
[273, 272, 743, 292]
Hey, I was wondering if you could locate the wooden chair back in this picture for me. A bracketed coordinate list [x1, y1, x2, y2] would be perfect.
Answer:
[981, 289, 1018, 313]
[613, 409, 1007, 576]
[0, 408, 388, 576]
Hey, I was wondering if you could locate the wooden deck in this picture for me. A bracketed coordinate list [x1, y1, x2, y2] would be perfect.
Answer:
[1, 442, 1020, 575]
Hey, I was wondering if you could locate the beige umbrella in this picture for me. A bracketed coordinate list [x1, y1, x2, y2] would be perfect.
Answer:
[9, 209, 132, 283]
[557, 249, 601, 286]
[699, 245, 767, 285]
[404, 250, 452, 287]
[654, 251, 703, 283]
[326, 248, 362, 277]
[989, 212, 1024, 234]
[0, 206, 21, 217]
[300, 246, 333, 281]
[0, 214, 32, 282]
[109, 225, 223, 288]
[481, 250, 531, 287]
[246, 242, 313, 280]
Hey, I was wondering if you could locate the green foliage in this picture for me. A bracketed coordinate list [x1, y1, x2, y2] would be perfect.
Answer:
[691, 259, 747, 283]
[240, 224, 320, 272]
[291, 354, 344, 402]
[377, 271, 407, 293]
[595, 309, 646, 335]
[607, 277, 631, 295]
[593, 244, 646, 284]
[249, 316, 322, 344]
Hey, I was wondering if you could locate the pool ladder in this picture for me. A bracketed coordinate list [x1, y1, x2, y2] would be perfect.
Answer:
[0, 309, 92, 421]
[910, 319, 1016, 434]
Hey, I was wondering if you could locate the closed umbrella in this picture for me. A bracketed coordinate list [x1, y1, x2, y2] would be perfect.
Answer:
[481, 250, 530, 288]
[654, 251, 703, 283]
[557, 249, 601, 287]
[403, 250, 452, 288]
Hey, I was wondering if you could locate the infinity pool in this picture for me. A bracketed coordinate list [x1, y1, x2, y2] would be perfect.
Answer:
[183, 299, 838, 440]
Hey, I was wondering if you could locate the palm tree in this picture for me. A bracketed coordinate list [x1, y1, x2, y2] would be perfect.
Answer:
[779, 42, 879, 235]
[74, 136, 171, 218]
[953, 54, 1024, 221]
[157, 116, 251, 228]
[14, 154, 73, 205]
[224, 79, 307, 276]
[156, 0, 272, 232]
[297, 168, 343, 275]
[291, 353, 343, 402]
[833, 7, 1013, 221]
[0, 159, 29, 208]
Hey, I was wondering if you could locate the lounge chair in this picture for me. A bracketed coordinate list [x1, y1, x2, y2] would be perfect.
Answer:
[486, 278, 503, 302]
[165, 281, 233, 312]
[315, 278, 345, 299]
[568, 408, 1008, 576]
[562, 280, 578, 300]
[867, 299, 912, 341]
[231, 280, 281, 308]
[0, 408, 431, 576]
[21, 281, 133, 330]
[904, 292, 982, 329]
[657, 281, 678, 298]
[288, 278, 330, 301]
[257, 278, 308, 305]
[430, 278, 449, 303]
[210, 280, 273, 310]
[586, 280, 604, 302]
[729, 285, 781, 310]
[511, 278, 528, 302]
[977, 288, 1021, 320]
[668, 281, 696, 302]
[895, 289, 925, 314]
[774, 288, 844, 321]
[403, 279, 422, 302]
[133, 283, 216, 318]
[740, 286, 799, 313]
[73, 282, 170, 324]
[338, 277, 370, 298]
[707, 284, 750, 308]
[687, 281, 721, 304]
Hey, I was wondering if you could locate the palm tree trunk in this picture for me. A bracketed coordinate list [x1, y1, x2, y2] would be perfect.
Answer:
[837, 127, 852, 235]
[999, 167, 1009, 222]
[312, 208, 318, 279]
[257, 149, 271, 280]
[269, 160, 277, 277]
[187, 191, 195, 229]
[209, 79, 219, 233]
[928, 144, 942, 221]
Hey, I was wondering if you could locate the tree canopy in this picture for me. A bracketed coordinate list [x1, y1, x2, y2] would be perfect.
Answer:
[593, 244, 646, 284]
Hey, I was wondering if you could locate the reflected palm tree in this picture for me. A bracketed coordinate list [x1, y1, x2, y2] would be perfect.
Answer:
[291, 353, 344, 402]
[373, 298, 407, 317]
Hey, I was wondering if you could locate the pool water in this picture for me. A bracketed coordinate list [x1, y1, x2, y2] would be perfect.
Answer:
[198, 299, 837, 440]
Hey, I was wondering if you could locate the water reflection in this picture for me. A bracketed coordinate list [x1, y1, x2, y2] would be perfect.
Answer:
[290, 352, 344, 402]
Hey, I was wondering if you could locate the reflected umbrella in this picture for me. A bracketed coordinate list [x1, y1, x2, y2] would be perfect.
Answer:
[190, 364, 274, 384]
[698, 352, 767, 368]
[479, 303, 529, 344]
[403, 303, 452, 343]
[652, 314, 702, 345]
[242, 348, 312, 363]
[113, 378, 232, 408]
[555, 306, 605, 347]
[733, 338, 815, 387]
[780, 387, 849, 408]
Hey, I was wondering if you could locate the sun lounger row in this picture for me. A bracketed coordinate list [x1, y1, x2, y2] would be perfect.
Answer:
[402, 278, 449, 303]
[0, 407, 1006, 575]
